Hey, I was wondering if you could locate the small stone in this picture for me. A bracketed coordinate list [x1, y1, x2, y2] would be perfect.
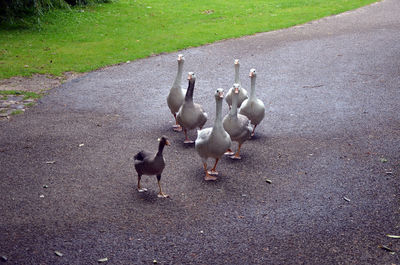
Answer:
[1, 256, 7, 262]
[43, 185, 48, 188]
[0, 113, 7, 117]
[153, 259, 157, 264]
[39, 194, 45, 198]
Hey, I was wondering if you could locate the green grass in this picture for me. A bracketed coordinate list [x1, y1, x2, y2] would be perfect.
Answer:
[0, 90, 41, 99]
[10, 109, 24, 115]
[24, 102, 36, 107]
[0, 0, 377, 79]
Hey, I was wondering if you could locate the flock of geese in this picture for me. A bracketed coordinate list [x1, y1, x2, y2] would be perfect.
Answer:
[134, 54, 266, 198]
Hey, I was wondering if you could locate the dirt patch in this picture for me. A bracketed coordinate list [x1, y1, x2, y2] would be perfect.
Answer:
[0, 72, 85, 93]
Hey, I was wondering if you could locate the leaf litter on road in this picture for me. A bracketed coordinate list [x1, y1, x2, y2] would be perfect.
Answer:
[54, 251, 63, 257]
[379, 245, 395, 253]
[387, 234, 400, 239]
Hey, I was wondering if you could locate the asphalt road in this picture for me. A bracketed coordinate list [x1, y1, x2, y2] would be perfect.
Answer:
[1, 0, 399, 264]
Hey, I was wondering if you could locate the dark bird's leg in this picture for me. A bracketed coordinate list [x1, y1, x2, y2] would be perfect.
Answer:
[183, 128, 194, 144]
[137, 174, 147, 192]
[208, 158, 219, 176]
[203, 163, 217, 181]
[157, 174, 169, 198]
[230, 143, 242, 160]
[172, 113, 182, 132]
[251, 125, 257, 137]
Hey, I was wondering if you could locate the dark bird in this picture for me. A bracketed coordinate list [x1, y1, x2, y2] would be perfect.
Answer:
[134, 136, 170, 198]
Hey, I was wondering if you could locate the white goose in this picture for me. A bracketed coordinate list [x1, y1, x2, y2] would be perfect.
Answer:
[176, 72, 208, 143]
[225, 59, 248, 109]
[223, 83, 252, 159]
[239, 69, 265, 137]
[167, 54, 185, 131]
[195, 88, 231, 181]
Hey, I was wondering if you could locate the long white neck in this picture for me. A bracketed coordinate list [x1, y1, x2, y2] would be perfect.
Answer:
[229, 92, 238, 118]
[172, 61, 184, 88]
[214, 98, 223, 129]
[250, 75, 256, 100]
[234, 64, 240, 84]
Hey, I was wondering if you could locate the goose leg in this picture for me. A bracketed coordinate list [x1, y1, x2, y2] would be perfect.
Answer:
[204, 163, 217, 181]
[208, 158, 219, 176]
[172, 113, 182, 132]
[224, 148, 234, 156]
[137, 175, 147, 192]
[230, 143, 242, 160]
[156, 175, 169, 198]
[183, 128, 194, 144]
[251, 125, 257, 137]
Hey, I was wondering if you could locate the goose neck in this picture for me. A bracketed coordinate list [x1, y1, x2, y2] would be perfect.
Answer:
[229, 93, 238, 117]
[157, 141, 165, 156]
[172, 62, 184, 88]
[214, 98, 223, 128]
[234, 64, 240, 84]
[250, 75, 257, 100]
[185, 80, 194, 102]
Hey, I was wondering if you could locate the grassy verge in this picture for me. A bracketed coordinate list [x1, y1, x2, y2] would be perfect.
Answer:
[0, 90, 42, 99]
[0, 0, 377, 79]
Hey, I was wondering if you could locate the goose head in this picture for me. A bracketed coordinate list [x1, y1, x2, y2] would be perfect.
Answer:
[188, 72, 196, 83]
[249, 68, 257, 77]
[158, 136, 171, 146]
[178, 54, 185, 63]
[215, 88, 224, 100]
[233, 83, 240, 94]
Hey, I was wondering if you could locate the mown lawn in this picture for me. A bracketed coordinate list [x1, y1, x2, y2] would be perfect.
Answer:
[0, 0, 377, 79]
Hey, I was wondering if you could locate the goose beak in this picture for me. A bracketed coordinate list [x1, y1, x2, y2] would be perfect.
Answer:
[234, 87, 239, 94]
[166, 140, 171, 146]
[187, 74, 192, 80]
[219, 91, 224, 98]
[249, 72, 253, 77]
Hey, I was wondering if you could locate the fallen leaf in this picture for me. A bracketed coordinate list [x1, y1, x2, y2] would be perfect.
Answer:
[387, 235, 400, 239]
[98, 257, 108, 263]
[380, 158, 388, 163]
[54, 251, 63, 257]
[343, 196, 351, 202]
[78, 143, 84, 147]
[379, 245, 395, 253]
[46, 161, 55, 164]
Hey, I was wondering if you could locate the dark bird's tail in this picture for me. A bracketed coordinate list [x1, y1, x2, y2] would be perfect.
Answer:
[134, 151, 146, 161]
